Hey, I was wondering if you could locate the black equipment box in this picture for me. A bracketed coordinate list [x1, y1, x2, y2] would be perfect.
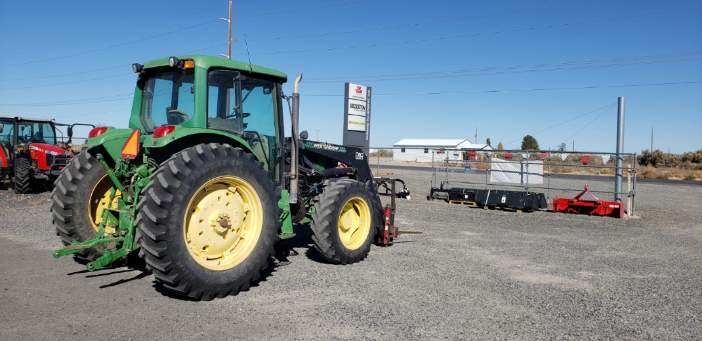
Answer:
[428, 185, 547, 212]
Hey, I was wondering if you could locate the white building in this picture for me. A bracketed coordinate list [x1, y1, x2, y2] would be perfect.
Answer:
[393, 138, 491, 163]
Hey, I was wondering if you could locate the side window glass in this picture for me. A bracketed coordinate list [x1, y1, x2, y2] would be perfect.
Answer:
[17, 124, 32, 143]
[42, 123, 56, 144]
[207, 70, 241, 133]
[241, 79, 276, 137]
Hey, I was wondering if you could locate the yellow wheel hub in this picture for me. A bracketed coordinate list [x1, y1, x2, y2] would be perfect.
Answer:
[184, 176, 263, 271]
[337, 196, 371, 250]
[89, 176, 121, 235]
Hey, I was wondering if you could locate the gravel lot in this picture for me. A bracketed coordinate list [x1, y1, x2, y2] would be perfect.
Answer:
[0, 170, 700, 340]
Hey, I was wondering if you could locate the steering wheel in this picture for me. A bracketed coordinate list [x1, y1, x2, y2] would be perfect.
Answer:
[167, 109, 190, 125]
[224, 112, 250, 120]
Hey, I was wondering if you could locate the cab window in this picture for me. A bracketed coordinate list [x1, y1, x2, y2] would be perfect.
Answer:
[16, 122, 56, 145]
[0, 121, 13, 145]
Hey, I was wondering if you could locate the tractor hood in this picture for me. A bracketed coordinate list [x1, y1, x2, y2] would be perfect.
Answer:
[29, 143, 71, 156]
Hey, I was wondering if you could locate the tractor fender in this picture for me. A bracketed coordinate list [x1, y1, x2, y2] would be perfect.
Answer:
[83, 128, 134, 164]
[143, 128, 263, 165]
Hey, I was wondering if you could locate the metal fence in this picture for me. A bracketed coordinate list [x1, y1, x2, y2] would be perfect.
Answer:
[368, 147, 638, 216]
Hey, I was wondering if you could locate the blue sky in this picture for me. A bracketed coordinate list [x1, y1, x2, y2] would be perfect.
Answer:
[0, 0, 700, 153]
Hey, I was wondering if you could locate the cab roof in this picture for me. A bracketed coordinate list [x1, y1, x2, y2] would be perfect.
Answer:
[142, 55, 288, 82]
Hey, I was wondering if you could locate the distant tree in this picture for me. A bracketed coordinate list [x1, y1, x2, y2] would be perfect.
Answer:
[639, 149, 664, 167]
[485, 138, 492, 147]
[497, 142, 504, 151]
[521, 135, 539, 150]
[557, 142, 567, 152]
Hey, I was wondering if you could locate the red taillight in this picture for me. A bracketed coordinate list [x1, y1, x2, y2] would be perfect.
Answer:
[153, 125, 176, 138]
[88, 126, 109, 138]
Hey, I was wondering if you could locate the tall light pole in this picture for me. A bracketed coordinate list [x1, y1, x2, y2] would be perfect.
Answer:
[221, 0, 233, 59]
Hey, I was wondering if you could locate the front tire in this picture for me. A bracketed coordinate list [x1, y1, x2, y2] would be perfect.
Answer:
[13, 157, 32, 194]
[137, 143, 279, 300]
[310, 179, 379, 264]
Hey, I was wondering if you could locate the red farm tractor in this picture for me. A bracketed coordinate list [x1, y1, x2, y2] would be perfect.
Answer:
[0, 117, 93, 193]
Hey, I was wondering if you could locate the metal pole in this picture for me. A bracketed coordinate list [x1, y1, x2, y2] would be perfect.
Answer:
[227, 0, 233, 59]
[650, 127, 654, 152]
[614, 96, 625, 202]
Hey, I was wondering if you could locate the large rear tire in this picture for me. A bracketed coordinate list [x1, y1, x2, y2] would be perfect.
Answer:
[137, 143, 279, 300]
[310, 179, 379, 264]
[51, 152, 113, 262]
[13, 157, 32, 194]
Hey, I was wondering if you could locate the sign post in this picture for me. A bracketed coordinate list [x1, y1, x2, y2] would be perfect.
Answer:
[343, 82, 372, 150]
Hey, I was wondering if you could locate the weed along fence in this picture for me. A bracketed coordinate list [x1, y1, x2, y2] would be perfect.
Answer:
[369, 147, 638, 218]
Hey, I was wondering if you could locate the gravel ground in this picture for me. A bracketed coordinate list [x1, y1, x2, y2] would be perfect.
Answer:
[0, 170, 700, 340]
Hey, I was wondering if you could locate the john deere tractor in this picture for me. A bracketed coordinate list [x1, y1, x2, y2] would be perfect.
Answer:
[52, 55, 397, 300]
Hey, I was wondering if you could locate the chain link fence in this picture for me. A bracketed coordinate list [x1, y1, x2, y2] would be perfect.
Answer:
[369, 147, 637, 216]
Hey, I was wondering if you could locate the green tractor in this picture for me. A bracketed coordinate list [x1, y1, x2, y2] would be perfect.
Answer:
[52, 55, 400, 300]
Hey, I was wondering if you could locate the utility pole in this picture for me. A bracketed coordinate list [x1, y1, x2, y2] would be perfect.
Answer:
[614, 96, 625, 202]
[474, 128, 478, 144]
[224, 0, 233, 59]
[650, 126, 654, 152]
[572, 139, 575, 152]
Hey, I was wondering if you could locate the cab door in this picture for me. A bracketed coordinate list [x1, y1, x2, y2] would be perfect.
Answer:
[206, 70, 283, 181]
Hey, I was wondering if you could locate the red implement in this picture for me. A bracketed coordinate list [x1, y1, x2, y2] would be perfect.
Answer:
[552, 185, 624, 218]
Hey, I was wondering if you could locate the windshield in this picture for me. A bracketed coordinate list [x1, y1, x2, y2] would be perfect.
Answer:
[17, 122, 56, 145]
[140, 69, 195, 131]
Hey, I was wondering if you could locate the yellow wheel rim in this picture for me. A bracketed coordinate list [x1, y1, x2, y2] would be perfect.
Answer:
[89, 175, 121, 235]
[183, 176, 263, 271]
[337, 196, 371, 250]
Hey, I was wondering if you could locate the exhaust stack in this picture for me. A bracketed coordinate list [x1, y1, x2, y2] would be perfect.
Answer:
[289, 74, 303, 204]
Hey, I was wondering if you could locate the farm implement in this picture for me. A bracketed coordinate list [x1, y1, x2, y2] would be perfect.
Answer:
[51, 55, 405, 300]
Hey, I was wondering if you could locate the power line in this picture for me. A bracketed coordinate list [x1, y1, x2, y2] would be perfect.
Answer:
[5, 52, 699, 92]
[1, 80, 699, 108]
[243, 7, 546, 43]
[505, 102, 617, 146]
[562, 109, 610, 143]
[304, 52, 702, 83]
[255, 11, 661, 57]
[304, 80, 702, 97]
[10, 20, 221, 66]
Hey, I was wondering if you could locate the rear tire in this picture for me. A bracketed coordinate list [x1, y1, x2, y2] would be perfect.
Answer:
[13, 157, 32, 194]
[51, 152, 108, 262]
[137, 143, 279, 300]
[310, 179, 379, 264]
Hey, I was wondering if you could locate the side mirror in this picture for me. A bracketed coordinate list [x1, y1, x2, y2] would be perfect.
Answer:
[0, 123, 4, 132]
[299, 130, 309, 140]
[67, 126, 73, 138]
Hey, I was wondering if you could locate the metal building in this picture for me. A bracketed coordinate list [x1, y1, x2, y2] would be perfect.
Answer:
[392, 138, 491, 163]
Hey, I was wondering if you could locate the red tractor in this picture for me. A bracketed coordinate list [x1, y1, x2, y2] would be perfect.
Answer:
[0, 117, 93, 193]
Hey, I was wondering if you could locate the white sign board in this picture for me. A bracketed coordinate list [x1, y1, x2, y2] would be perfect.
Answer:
[347, 83, 368, 101]
[347, 115, 367, 132]
[489, 158, 544, 185]
[347, 98, 367, 117]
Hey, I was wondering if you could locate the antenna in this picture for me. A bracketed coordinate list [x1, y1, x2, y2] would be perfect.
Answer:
[243, 37, 254, 72]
